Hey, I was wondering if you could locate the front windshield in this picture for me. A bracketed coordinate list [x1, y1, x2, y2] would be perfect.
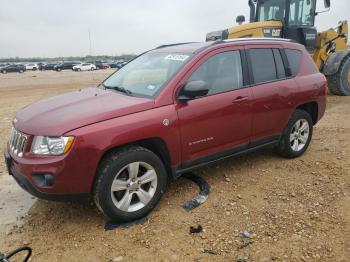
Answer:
[257, 0, 315, 26]
[103, 52, 192, 98]
[289, 0, 315, 26]
[257, 0, 287, 22]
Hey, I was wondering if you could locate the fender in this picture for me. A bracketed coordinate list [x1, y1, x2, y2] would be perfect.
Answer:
[322, 50, 350, 76]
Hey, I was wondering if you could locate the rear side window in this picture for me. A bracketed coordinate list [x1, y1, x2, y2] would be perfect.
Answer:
[285, 49, 302, 76]
[248, 49, 277, 84]
[188, 51, 243, 95]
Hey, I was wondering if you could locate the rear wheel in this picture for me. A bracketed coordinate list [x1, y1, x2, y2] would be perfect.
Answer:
[93, 146, 167, 222]
[278, 110, 313, 158]
[2, 70, 7, 74]
[328, 55, 350, 96]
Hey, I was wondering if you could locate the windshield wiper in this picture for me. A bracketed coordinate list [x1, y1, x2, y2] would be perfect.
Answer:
[102, 83, 133, 96]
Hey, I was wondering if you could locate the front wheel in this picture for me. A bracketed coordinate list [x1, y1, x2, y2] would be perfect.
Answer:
[93, 146, 167, 222]
[278, 110, 313, 158]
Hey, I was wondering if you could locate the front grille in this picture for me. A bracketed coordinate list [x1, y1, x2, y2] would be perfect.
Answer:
[9, 127, 28, 157]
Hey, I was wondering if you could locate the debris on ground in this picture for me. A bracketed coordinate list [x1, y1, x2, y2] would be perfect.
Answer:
[236, 256, 250, 262]
[182, 173, 210, 211]
[189, 225, 203, 234]
[239, 230, 253, 239]
[104, 217, 148, 230]
[239, 241, 254, 249]
[198, 248, 217, 255]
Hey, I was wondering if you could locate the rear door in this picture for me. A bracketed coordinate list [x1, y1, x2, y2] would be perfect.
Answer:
[246, 45, 298, 144]
[176, 47, 252, 165]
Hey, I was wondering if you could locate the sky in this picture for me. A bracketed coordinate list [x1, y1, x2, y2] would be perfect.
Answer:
[0, 0, 349, 58]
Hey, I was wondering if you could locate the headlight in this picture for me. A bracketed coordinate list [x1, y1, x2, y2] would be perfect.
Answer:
[31, 136, 74, 155]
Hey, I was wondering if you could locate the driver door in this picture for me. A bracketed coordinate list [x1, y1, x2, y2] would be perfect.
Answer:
[176, 48, 252, 166]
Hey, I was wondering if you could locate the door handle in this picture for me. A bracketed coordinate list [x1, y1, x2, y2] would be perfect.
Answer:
[232, 96, 249, 103]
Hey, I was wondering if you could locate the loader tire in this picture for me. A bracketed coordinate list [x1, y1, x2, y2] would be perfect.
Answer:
[328, 55, 350, 96]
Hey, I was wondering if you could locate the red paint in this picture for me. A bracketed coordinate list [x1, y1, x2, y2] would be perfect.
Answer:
[6, 39, 327, 196]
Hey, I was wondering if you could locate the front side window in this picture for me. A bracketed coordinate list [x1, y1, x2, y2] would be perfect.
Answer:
[103, 52, 191, 98]
[257, 0, 287, 22]
[187, 51, 243, 96]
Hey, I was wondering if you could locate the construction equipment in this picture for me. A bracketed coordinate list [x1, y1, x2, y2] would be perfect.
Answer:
[206, 0, 350, 96]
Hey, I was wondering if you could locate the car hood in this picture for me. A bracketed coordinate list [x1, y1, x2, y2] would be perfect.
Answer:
[14, 87, 154, 136]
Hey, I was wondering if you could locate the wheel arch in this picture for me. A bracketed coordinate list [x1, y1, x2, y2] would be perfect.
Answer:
[91, 137, 173, 192]
[296, 102, 318, 125]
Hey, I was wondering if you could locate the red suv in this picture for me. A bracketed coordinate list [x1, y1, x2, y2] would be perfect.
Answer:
[4, 39, 327, 222]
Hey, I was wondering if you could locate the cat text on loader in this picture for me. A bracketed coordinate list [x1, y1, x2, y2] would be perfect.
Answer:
[206, 0, 350, 96]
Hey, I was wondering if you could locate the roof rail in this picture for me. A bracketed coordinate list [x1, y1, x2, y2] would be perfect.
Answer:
[156, 42, 199, 49]
[213, 37, 297, 45]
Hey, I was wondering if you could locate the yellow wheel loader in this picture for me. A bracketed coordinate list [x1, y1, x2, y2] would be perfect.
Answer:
[206, 0, 350, 96]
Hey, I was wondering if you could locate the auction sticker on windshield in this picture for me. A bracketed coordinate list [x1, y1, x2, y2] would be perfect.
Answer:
[165, 54, 190, 62]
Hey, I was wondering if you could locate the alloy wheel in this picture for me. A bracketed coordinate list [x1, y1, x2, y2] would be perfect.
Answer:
[110, 162, 158, 212]
[290, 119, 310, 152]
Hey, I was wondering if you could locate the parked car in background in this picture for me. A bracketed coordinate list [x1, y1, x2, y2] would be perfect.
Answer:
[37, 62, 47, 71]
[73, 63, 97, 72]
[0, 64, 9, 70]
[5, 39, 327, 222]
[107, 60, 124, 69]
[1, 64, 26, 74]
[42, 63, 58, 71]
[25, 63, 38, 71]
[116, 61, 128, 69]
[54, 62, 79, 72]
[107, 61, 119, 68]
[93, 61, 109, 70]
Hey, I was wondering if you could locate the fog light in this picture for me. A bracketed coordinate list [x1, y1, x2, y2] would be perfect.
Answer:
[32, 173, 55, 187]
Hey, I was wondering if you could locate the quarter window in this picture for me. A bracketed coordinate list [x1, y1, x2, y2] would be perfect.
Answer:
[273, 49, 286, 79]
[285, 49, 302, 76]
[188, 51, 243, 96]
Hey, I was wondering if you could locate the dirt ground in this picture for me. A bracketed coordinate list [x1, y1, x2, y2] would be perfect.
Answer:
[0, 70, 349, 262]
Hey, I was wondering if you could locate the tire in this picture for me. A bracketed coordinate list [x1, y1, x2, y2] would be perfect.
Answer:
[33, 67, 37, 71]
[278, 110, 313, 158]
[2, 70, 6, 74]
[93, 146, 168, 222]
[328, 55, 350, 96]
[57, 68, 61, 72]
[19, 70, 24, 73]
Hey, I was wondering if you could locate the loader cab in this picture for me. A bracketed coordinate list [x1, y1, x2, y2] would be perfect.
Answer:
[253, 0, 319, 52]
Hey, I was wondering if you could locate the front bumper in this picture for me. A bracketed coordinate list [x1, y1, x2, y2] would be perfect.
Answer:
[4, 149, 90, 202]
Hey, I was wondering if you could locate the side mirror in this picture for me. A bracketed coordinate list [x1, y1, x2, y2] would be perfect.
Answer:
[236, 15, 246, 25]
[324, 0, 330, 8]
[178, 80, 209, 102]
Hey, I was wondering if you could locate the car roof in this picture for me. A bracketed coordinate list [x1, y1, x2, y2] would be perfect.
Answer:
[152, 38, 302, 54]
